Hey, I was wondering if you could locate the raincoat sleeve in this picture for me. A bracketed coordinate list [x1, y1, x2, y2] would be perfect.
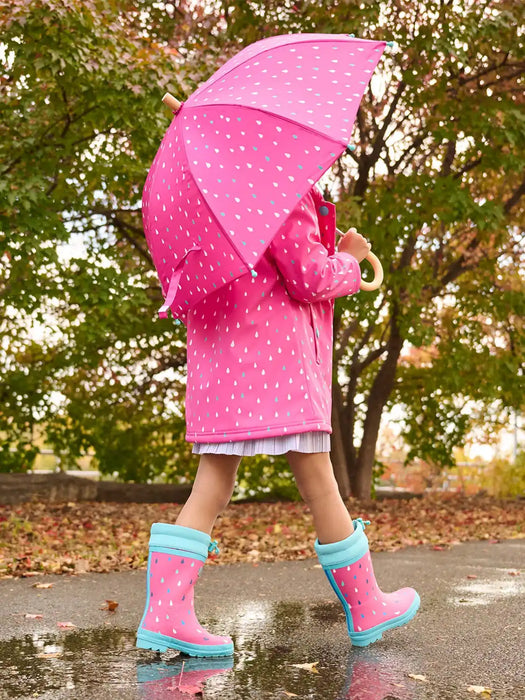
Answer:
[268, 192, 361, 303]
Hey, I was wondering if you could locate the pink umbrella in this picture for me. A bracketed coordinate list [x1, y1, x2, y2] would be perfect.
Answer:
[142, 33, 388, 322]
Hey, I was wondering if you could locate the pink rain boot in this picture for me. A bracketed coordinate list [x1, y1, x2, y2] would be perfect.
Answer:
[315, 519, 420, 647]
[136, 523, 233, 657]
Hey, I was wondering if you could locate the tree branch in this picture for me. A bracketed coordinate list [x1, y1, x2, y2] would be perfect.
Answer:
[111, 216, 152, 265]
[357, 344, 389, 373]
[453, 156, 483, 179]
[355, 80, 407, 197]
[440, 140, 456, 177]
[504, 174, 525, 214]
[334, 318, 360, 363]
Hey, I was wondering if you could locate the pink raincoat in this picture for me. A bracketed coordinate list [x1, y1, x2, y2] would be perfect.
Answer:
[185, 188, 361, 443]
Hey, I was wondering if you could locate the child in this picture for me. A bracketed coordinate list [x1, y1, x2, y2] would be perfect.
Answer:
[136, 186, 420, 657]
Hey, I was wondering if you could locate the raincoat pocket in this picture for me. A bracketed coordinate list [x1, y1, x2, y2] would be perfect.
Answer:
[309, 305, 321, 365]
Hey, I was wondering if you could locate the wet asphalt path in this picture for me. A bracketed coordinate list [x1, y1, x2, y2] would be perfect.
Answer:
[0, 540, 523, 699]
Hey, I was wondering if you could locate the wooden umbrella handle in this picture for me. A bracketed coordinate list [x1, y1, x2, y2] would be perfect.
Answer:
[162, 93, 182, 113]
[360, 251, 384, 292]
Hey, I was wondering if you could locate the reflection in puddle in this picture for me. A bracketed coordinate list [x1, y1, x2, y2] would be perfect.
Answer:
[0, 601, 421, 699]
[137, 656, 233, 699]
[450, 574, 523, 606]
[339, 651, 417, 700]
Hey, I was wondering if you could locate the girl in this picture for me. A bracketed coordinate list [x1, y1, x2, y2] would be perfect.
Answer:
[136, 186, 420, 657]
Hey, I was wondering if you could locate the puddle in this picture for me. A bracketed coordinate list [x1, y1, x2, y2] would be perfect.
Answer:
[0, 601, 425, 699]
[0, 629, 137, 699]
[449, 573, 524, 607]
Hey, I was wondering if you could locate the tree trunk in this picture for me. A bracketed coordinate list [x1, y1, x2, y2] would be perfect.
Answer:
[331, 396, 352, 499]
[349, 317, 404, 500]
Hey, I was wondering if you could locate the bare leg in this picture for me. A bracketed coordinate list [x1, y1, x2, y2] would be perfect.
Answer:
[287, 451, 353, 544]
[176, 453, 241, 534]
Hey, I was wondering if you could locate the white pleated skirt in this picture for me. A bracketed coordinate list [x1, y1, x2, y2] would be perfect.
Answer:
[192, 431, 331, 457]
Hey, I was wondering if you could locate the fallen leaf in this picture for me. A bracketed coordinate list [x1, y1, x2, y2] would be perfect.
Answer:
[37, 652, 62, 659]
[32, 582, 53, 589]
[467, 685, 492, 696]
[407, 673, 428, 682]
[283, 693, 299, 697]
[290, 662, 319, 674]
[508, 571, 520, 576]
[1, 495, 524, 576]
[175, 660, 206, 695]
[178, 683, 204, 694]
[24, 613, 43, 619]
[57, 621, 76, 628]
[100, 599, 119, 611]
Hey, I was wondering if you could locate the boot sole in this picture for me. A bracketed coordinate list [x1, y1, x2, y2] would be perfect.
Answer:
[349, 591, 421, 647]
[136, 629, 234, 657]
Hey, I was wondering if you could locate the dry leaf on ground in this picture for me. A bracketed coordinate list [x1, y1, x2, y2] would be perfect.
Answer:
[467, 685, 492, 696]
[290, 662, 319, 674]
[0, 495, 523, 577]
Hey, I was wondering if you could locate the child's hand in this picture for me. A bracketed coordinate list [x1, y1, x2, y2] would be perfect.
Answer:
[337, 227, 371, 263]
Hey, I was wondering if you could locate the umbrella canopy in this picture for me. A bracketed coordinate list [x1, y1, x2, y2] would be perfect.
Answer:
[142, 33, 387, 322]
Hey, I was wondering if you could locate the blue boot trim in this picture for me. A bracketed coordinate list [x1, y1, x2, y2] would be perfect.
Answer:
[137, 551, 154, 636]
[149, 523, 211, 561]
[315, 519, 369, 569]
[136, 628, 234, 658]
[325, 568, 357, 634]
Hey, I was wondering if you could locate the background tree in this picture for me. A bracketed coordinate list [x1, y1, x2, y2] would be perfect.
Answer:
[1, 0, 523, 499]
[0, 0, 195, 477]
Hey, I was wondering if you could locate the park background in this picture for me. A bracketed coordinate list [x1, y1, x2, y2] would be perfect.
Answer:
[1, 7, 524, 700]
[1, 0, 524, 510]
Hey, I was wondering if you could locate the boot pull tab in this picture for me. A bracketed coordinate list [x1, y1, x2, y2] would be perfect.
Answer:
[353, 518, 371, 531]
[208, 540, 220, 555]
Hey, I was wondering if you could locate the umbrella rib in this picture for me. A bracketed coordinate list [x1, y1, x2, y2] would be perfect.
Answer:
[171, 110, 255, 272]
[179, 105, 349, 273]
[191, 102, 350, 152]
[187, 159, 256, 272]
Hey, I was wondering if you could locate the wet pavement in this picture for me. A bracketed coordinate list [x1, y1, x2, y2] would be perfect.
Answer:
[0, 539, 523, 699]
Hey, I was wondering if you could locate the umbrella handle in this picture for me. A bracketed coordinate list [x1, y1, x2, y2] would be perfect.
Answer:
[162, 93, 182, 113]
[360, 252, 384, 292]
